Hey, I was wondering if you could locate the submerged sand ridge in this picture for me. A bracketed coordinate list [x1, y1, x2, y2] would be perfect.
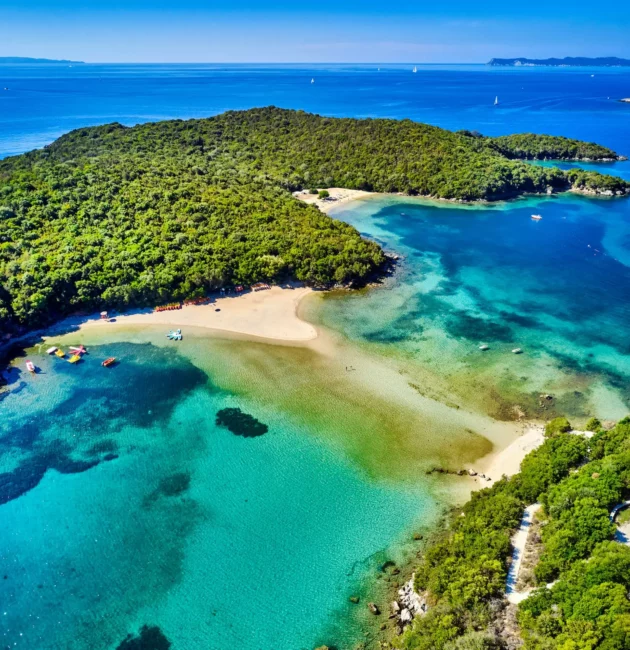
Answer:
[41, 285, 524, 487]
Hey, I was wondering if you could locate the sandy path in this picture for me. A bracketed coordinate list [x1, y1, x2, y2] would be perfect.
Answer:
[506, 503, 542, 604]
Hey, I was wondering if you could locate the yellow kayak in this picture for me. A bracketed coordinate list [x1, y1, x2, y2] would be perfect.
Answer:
[68, 354, 81, 364]
[55, 349, 65, 358]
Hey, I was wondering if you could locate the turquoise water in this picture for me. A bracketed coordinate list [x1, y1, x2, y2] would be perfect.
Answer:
[315, 188, 630, 422]
[0, 338, 437, 650]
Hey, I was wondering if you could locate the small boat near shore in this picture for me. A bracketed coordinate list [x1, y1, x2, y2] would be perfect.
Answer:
[46, 346, 58, 355]
[102, 357, 117, 368]
[55, 349, 66, 358]
[512, 348, 523, 354]
[26, 361, 36, 373]
[479, 344, 490, 351]
[68, 354, 81, 364]
[531, 214, 542, 221]
[167, 329, 182, 341]
[70, 345, 87, 355]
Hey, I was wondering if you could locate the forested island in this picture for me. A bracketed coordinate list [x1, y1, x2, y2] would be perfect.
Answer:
[394, 416, 630, 650]
[0, 57, 83, 64]
[0, 107, 628, 334]
[488, 57, 630, 67]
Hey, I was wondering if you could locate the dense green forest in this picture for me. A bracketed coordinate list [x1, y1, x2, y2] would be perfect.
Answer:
[486, 134, 623, 161]
[396, 416, 630, 650]
[0, 107, 628, 332]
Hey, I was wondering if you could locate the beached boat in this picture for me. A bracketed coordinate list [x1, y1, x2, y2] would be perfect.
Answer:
[46, 346, 58, 355]
[531, 214, 542, 221]
[102, 357, 116, 368]
[26, 361, 36, 373]
[70, 345, 87, 355]
[55, 349, 65, 358]
[68, 354, 81, 364]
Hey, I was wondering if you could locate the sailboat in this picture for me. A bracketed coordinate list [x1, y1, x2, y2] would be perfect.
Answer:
[494, 96, 499, 106]
[412, 66, 417, 73]
[311, 78, 315, 84]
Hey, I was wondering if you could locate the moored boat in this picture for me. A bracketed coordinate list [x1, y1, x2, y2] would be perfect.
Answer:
[512, 348, 523, 354]
[531, 214, 542, 221]
[68, 354, 81, 364]
[102, 357, 117, 368]
[26, 361, 36, 373]
[55, 349, 66, 358]
[46, 346, 58, 355]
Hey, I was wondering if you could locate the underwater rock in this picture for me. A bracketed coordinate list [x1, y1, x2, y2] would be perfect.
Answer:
[215, 407, 269, 438]
[116, 625, 171, 650]
[368, 602, 380, 615]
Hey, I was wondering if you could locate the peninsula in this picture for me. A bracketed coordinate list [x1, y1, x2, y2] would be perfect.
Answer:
[1, 107, 628, 335]
[488, 56, 630, 67]
[0, 56, 84, 64]
[392, 416, 630, 650]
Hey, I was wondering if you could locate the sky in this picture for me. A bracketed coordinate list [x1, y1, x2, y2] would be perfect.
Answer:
[1, 0, 630, 63]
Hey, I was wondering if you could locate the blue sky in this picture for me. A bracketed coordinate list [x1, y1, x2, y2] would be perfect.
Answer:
[2, 0, 630, 63]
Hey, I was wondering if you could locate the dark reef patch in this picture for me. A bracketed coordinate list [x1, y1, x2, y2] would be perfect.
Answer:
[116, 625, 171, 650]
[0, 447, 100, 506]
[216, 407, 269, 438]
[444, 311, 513, 343]
[144, 472, 191, 507]
[0, 342, 209, 507]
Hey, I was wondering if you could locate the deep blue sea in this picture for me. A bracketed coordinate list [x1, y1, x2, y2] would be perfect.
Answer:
[1, 63, 630, 159]
[2, 64, 630, 650]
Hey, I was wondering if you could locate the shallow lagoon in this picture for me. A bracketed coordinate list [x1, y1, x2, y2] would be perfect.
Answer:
[1, 336, 446, 650]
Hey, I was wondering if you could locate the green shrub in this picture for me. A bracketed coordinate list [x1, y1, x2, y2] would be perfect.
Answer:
[585, 417, 602, 432]
[545, 417, 572, 437]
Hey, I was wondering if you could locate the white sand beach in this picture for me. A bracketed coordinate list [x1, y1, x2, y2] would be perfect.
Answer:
[59, 285, 317, 343]
[294, 187, 373, 213]
[479, 424, 545, 485]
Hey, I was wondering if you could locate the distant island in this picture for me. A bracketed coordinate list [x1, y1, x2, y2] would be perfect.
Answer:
[0, 107, 628, 334]
[0, 57, 83, 64]
[488, 56, 630, 67]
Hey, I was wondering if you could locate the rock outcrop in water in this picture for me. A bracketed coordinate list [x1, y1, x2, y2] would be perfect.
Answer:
[215, 407, 269, 437]
[116, 625, 171, 650]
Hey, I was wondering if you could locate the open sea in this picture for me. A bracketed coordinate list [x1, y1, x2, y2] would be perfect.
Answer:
[1, 63, 630, 650]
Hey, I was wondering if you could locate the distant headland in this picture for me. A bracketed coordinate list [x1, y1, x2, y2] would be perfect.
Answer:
[0, 57, 84, 64]
[488, 56, 630, 67]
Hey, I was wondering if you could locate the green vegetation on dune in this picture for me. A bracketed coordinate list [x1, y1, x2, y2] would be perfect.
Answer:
[0, 107, 628, 333]
[397, 417, 630, 650]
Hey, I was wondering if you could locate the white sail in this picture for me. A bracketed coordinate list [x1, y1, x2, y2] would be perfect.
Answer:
[413, 66, 417, 73]
[494, 96, 499, 105]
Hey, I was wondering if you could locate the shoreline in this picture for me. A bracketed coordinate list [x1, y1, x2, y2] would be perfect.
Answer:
[52, 285, 318, 344]
[295, 182, 630, 215]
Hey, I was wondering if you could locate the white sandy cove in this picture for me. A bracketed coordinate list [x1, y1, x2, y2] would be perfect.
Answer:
[479, 425, 545, 485]
[74, 286, 317, 342]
